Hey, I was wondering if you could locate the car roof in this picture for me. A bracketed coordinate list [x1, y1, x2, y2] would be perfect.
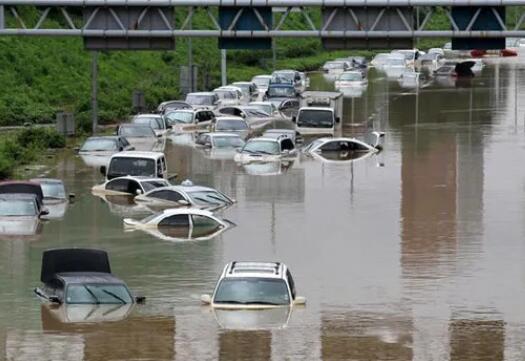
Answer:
[216, 116, 245, 122]
[232, 81, 253, 85]
[252, 75, 271, 79]
[119, 123, 152, 128]
[110, 151, 165, 160]
[160, 208, 216, 217]
[146, 185, 214, 194]
[187, 92, 215, 96]
[247, 137, 279, 143]
[85, 135, 120, 140]
[107, 175, 168, 183]
[221, 261, 286, 280]
[299, 106, 334, 112]
[249, 101, 273, 105]
[55, 272, 125, 285]
[207, 132, 242, 138]
[166, 108, 195, 113]
[30, 178, 64, 185]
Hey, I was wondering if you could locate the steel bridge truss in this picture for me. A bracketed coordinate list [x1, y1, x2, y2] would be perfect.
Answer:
[0, 1, 524, 39]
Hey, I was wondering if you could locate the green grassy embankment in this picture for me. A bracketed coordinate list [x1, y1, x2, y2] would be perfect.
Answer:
[0, 128, 66, 179]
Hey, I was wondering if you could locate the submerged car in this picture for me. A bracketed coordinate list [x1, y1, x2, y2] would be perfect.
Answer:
[92, 176, 170, 196]
[79, 136, 133, 154]
[116, 124, 164, 152]
[131, 114, 168, 137]
[164, 108, 215, 133]
[134, 181, 235, 211]
[335, 71, 368, 90]
[303, 132, 385, 154]
[196, 132, 245, 149]
[157, 100, 192, 114]
[30, 178, 73, 219]
[251, 75, 272, 94]
[212, 116, 252, 140]
[123, 208, 235, 241]
[34, 248, 144, 305]
[185, 92, 220, 110]
[234, 135, 296, 163]
[201, 261, 306, 308]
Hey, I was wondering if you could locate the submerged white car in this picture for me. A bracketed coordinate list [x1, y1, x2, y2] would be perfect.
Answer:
[134, 181, 235, 211]
[303, 132, 385, 154]
[92, 176, 170, 196]
[201, 261, 306, 309]
[335, 71, 368, 90]
[123, 208, 235, 241]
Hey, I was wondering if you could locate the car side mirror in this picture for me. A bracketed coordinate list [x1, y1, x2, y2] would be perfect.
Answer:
[48, 296, 62, 304]
[200, 294, 212, 305]
[68, 193, 76, 202]
[73, 147, 80, 153]
[336, 117, 341, 123]
[135, 296, 146, 304]
[291, 116, 296, 123]
[167, 124, 173, 129]
[178, 200, 190, 206]
[100, 166, 107, 176]
[293, 296, 306, 306]
[135, 189, 143, 196]
[282, 149, 290, 155]
[205, 142, 212, 148]
[40, 208, 50, 217]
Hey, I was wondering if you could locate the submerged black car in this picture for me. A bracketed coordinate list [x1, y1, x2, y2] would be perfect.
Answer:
[34, 248, 144, 305]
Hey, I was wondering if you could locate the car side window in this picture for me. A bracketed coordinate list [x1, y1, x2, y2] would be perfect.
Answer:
[191, 215, 221, 238]
[286, 269, 296, 299]
[319, 141, 341, 152]
[220, 107, 234, 115]
[157, 160, 164, 177]
[149, 190, 185, 202]
[159, 214, 190, 227]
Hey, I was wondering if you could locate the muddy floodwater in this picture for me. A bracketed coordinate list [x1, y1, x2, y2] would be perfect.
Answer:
[2, 58, 525, 360]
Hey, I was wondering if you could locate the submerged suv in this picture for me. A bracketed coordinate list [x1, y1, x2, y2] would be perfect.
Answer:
[234, 134, 296, 163]
[201, 262, 305, 308]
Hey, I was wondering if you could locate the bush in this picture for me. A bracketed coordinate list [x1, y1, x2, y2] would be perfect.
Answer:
[17, 127, 66, 149]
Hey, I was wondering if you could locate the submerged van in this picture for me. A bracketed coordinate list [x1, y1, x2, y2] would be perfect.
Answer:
[101, 151, 169, 180]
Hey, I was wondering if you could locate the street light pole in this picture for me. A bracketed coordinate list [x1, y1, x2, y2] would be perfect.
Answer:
[91, 51, 98, 134]
[221, 49, 227, 86]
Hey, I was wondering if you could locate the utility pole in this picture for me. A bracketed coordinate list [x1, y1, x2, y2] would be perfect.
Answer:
[221, 49, 227, 86]
[0, 5, 4, 30]
[188, 7, 194, 93]
[91, 51, 98, 134]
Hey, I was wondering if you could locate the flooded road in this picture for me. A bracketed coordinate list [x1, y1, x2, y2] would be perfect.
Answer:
[2, 57, 525, 360]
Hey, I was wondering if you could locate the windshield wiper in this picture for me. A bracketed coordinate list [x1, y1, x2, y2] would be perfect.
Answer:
[102, 289, 126, 304]
[83, 285, 100, 304]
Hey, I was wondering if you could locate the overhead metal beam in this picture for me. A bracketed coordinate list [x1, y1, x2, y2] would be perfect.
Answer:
[0, 0, 524, 5]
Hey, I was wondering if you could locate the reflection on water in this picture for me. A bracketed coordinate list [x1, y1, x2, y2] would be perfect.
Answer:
[1, 59, 525, 359]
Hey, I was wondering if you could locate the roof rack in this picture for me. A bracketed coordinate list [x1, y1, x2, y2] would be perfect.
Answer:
[229, 261, 281, 275]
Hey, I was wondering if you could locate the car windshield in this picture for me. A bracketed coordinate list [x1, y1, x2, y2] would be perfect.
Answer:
[40, 182, 66, 199]
[267, 87, 295, 98]
[187, 190, 231, 206]
[80, 138, 117, 152]
[186, 94, 214, 106]
[142, 180, 169, 192]
[339, 73, 362, 81]
[133, 117, 162, 130]
[0, 199, 37, 216]
[393, 50, 415, 61]
[108, 157, 156, 178]
[297, 110, 334, 128]
[233, 83, 250, 92]
[212, 136, 244, 148]
[119, 126, 155, 138]
[165, 111, 193, 125]
[215, 90, 236, 99]
[242, 140, 279, 155]
[66, 284, 133, 304]
[216, 119, 248, 131]
[271, 72, 294, 83]
[253, 77, 270, 88]
[214, 278, 290, 305]
[325, 62, 345, 69]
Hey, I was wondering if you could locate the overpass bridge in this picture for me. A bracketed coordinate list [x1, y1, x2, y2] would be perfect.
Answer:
[0, 0, 524, 43]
